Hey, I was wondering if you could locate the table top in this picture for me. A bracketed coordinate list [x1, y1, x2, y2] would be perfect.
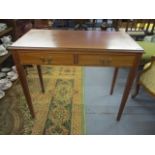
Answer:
[9, 29, 143, 53]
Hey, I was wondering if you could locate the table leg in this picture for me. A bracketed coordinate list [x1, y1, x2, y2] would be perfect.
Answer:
[37, 65, 45, 93]
[110, 67, 119, 95]
[116, 56, 141, 121]
[132, 70, 141, 98]
[12, 52, 35, 118]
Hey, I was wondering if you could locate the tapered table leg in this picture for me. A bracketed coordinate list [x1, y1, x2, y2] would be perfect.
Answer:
[110, 67, 119, 95]
[37, 65, 45, 93]
[132, 80, 140, 99]
[13, 52, 35, 118]
[117, 56, 141, 121]
[132, 70, 141, 98]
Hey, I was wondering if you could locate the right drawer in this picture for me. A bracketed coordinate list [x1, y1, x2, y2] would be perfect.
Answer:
[78, 54, 135, 67]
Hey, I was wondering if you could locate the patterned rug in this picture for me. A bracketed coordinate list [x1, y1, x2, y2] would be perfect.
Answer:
[0, 66, 84, 135]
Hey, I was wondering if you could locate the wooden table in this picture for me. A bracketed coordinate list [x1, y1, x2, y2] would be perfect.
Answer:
[8, 29, 143, 121]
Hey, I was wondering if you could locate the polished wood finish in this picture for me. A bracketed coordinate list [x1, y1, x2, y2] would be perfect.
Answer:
[18, 52, 74, 65]
[10, 29, 143, 51]
[110, 67, 119, 95]
[132, 80, 140, 98]
[132, 56, 155, 98]
[9, 29, 143, 121]
[37, 65, 45, 93]
[12, 50, 35, 118]
[117, 55, 142, 120]
[78, 54, 135, 67]
[18, 51, 136, 67]
[32, 19, 51, 29]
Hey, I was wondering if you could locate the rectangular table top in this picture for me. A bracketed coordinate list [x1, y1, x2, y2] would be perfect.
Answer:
[9, 29, 143, 53]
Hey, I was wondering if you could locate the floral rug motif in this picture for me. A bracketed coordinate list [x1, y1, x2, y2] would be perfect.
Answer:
[0, 66, 84, 135]
[43, 66, 84, 135]
[44, 79, 74, 134]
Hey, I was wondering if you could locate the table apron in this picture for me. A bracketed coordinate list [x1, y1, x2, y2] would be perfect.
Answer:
[17, 51, 137, 67]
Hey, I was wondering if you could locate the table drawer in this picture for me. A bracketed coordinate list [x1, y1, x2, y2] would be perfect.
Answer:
[18, 52, 74, 65]
[78, 54, 135, 67]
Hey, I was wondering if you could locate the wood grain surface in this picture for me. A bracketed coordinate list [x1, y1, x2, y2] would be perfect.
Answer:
[9, 29, 143, 52]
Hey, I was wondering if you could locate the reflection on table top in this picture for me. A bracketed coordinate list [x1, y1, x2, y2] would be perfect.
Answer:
[9, 29, 143, 52]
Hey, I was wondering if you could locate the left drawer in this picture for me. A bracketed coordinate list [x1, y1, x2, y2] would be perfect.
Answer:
[18, 52, 74, 65]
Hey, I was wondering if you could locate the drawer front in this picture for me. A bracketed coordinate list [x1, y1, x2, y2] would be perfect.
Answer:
[18, 52, 74, 65]
[78, 54, 135, 67]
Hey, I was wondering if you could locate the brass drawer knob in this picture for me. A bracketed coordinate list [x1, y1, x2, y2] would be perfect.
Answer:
[100, 59, 112, 65]
[40, 57, 53, 64]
